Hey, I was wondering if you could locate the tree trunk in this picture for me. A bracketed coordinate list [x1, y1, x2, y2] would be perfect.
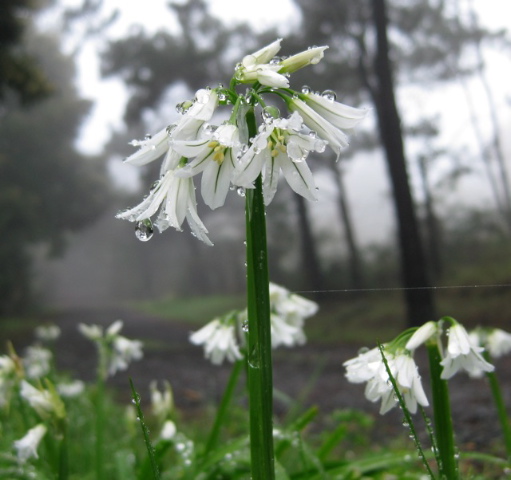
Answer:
[327, 161, 365, 288]
[370, 0, 436, 326]
[295, 194, 325, 296]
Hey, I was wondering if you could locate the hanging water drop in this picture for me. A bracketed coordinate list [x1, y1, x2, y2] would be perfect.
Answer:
[135, 219, 154, 241]
[301, 85, 311, 94]
[321, 89, 337, 102]
[144, 133, 152, 140]
[242, 321, 249, 332]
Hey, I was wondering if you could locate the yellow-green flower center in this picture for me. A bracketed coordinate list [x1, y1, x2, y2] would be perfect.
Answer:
[208, 140, 226, 164]
[268, 129, 287, 158]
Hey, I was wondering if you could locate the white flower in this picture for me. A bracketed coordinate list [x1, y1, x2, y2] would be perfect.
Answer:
[78, 323, 103, 340]
[440, 323, 495, 379]
[190, 319, 242, 365]
[279, 46, 328, 73]
[267, 283, 318, 348]
[109, 336, 143, 376]
[57, 380, 85, 398]
[35, 325, 61, 342]
[14, 424, 47, 463]
[405, 321, 438, 351]
[172, 124, 240, 209]
[116, 169, 213, 245]
[343, 346, 382, 384]
[289, 95, 367, 156]
[234, 112, 327, 205]
[486, 329, 511, 357]
[392, 354, 429, 414]
[0, 355, 16, 407]
[160, 420, 177, 440]
[124, 88, 218, 167]
[344, 349, 428, 415]
[20, 380, 56, 419]
[235, 39, 289, 88]
[79, 320, 144, 377]
[23, 346, 52, 379]
[270, 313, 306, 348]
[150, 380, 174, 421]
[242, 39, 283, 66]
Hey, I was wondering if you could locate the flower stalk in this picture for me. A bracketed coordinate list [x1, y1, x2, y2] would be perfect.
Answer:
[244, 106, 275, 479]
[426, 341, 459, 479]
[483, 351, 511, 460]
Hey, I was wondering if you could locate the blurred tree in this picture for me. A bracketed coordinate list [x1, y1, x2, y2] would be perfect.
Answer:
[0, 8, 109, 315]
[0, 0, 53, 104]
[285, 0, 506, 325]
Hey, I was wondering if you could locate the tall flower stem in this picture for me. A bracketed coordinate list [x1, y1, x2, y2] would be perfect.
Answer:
[244, 106, 275, 480]
[427, 342, 459, 479]
[484, 351, 511, 460]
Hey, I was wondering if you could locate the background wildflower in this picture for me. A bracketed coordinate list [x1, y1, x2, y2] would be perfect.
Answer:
[14, 424, 47, 463]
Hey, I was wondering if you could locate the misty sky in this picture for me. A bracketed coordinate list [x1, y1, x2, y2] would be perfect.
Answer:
[40, 0, 511, 245]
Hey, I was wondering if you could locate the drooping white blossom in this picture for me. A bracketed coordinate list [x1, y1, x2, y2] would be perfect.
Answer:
[20, 380, 57, 419]
[405, 321, 438, 351]
[79, 320, 143, 378]
[23, 345, 52, 379]
[235, 39, 289, 88]
[278, 46, 328, 74]
[289, 94, 367, 156]
[234, 112, 327, 205]
[344, 348, 428, 415]
[440, 323, 494, 379]
[486, 328, 511, 358]
[57, 380, 85, 398]
[172, 124, 240, 209]
[34, 325, 61, 342]
[150, 380, 174, 422]
[14, 424, 47, 463]
[0, 355, 16, 407]
[116, 170, 212, 245]
[160, 420, 177, 440]
[190, 319, 242, 365]
[124, 89, 219, 167]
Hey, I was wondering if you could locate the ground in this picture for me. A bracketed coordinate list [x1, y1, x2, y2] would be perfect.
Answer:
[9, 306, 511, 452]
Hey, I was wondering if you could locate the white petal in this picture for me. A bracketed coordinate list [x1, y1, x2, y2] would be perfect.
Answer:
[200, 149, 236, 209]
[278, 154, 318, 202]
[125, 127, 169, 166]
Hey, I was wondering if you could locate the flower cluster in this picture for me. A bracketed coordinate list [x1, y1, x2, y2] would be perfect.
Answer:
[189, 283, 318, 365]
[117, 38, 366, 244]
[344, 318, 502, 415]
[79, 320, 143, 378]
[344, 346, 428, 415]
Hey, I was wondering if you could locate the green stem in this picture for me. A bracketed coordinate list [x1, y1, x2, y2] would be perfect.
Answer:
[58, 420, 69, 480]
[203, 359, 244, 456]
[484, 351, 511, 460]
[95, 376, 105, 480]
[427, 342, 459, 479]
[245, 106, 275, 480]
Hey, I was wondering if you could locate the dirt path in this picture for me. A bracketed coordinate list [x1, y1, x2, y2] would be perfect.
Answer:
[16, 306, 509, 450]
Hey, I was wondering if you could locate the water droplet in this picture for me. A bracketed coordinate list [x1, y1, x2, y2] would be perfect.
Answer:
[166, 124, 176, 135]
[144, 133, 152, 140]
[269, 56, 282, 65]
[261, 105, 280, 124]
[236, 187, 246, 197]
[321, 89, 337, 102]
[248, 345, 260, 369]
[242, 322, 249, 332]
[135, 219, 154, 241]
[218, 92, 227, 101]
[301, 85, 311, 94]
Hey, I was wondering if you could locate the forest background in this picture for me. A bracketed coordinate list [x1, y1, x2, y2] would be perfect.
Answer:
[2, 0, 511, 335]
